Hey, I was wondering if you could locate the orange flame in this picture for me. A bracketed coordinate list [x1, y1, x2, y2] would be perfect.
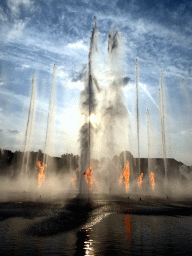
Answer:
[137, 173, 143, 189]
[83, 167, 95, 191]
[37, 161, 46, 187]
[150, 172, 155, 190]
[72, 168, 79, 186]
[119, 161, 130, 192]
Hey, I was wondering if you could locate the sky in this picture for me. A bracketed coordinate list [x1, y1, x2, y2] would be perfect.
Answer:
[0, 0, 192, 165]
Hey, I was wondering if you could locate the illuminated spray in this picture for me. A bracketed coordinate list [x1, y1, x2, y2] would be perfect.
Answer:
[150, 172, 155, 190]
[83, 167, 96, 191]
[37, 161, 46, 187]
[137, 173, 143, 189]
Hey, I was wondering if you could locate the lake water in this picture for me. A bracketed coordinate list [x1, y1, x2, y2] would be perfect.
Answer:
[1, 195, 192, 255]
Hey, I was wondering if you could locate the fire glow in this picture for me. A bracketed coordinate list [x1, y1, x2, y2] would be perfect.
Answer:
[119, 161, 130, 192]
[150, 172, 155, 190]
[37, 161, 46, 187]
[83, 167, 95, 191]
[137, 173, 143, 189]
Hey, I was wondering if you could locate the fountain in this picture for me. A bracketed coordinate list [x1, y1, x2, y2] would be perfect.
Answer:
[77, 17, 130, 196]
[21, 74, 37, 175]
[43, 62, 57, 166]
[146, 109, 151, 175]
[159, 70, 167, 180]
[135, 59, 140, 176]
[79, 17, 98, 196]
[6, 17, 189, 199]
[1, 17, 192, 255]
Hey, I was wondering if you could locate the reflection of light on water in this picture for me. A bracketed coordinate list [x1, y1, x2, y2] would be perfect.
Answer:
[83, 228, 94, 255]
[82, 212, 111, 229]
[80, 207, 111, 255]
[124, 214, 131, 243]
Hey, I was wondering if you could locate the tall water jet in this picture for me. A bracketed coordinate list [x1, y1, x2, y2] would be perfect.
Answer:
[159, 70, 167, 180]
[79, 18, 128, 195]
[146, 109, 154, 186]
[146, 109, 155, 189]
[136, 59, 140, 175]
[100, 29, 128, 190]
[79, 17, 98, 195]
[146, 109, 151, 176]
[22, 74, 37, 175]
[43, 62, 57, 166]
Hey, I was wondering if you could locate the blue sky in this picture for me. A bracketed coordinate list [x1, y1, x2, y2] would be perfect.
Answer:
[0, 0, 192, 165]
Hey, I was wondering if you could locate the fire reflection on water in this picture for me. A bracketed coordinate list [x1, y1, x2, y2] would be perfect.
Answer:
[124, 214, 132, 243]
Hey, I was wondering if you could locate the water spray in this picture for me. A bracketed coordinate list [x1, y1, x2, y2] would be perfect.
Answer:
[146, 109, 151, 183]
[159, 70, 167, 180]
[43, 62, 57, 166]
[79, 17, 98, 195]
[136, 59, 140, 175]
[22, 74, 37, 175]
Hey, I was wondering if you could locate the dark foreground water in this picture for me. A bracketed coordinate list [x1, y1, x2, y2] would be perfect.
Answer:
[1, 194, 192, 255]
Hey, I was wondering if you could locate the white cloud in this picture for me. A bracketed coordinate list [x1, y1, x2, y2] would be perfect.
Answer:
[57, 68, 69, 79]
[68, 40, 88, 51]
[0, 6, 8, 22]
[7, 0, 33, 17]
[22, 64, 30, 69]
[6, 19, 27, 42]
[0, 0, 34, 43]
[16, 64, 30, 70]
[67, 79, 84, 90]
[57, 68, 84, 90]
